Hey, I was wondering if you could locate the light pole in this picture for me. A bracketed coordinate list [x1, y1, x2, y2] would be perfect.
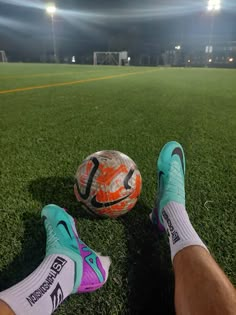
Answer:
[206, 0, 221, 65]
[46, 4, 57, 63]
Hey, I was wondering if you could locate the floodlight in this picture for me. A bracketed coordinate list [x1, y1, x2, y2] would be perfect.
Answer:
[72, 56, 76, 63]
[175, 45, 181, 50]
[207, 0, 221, 12]
[229, 58, 234, 62]
[128, 57, 131, 61]
[46, 4, 56, 16]
[207, 5, 213, 11]
[188, 59, 191, 63]
[208, 58, 212, 63]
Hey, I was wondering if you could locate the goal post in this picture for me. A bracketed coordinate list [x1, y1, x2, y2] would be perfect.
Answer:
[93, 51, 128, 66]
[0, 51, 8, 63]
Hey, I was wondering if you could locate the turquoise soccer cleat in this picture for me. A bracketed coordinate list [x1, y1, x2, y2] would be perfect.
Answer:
[150, 141, 186, 230]
[41, 204, 111, 294]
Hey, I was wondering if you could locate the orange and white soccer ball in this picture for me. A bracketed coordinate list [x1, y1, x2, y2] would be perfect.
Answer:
[74, 150, 142, 218]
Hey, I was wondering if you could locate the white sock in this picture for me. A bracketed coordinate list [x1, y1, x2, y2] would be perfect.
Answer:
[0, 255, 74, 315]
[162, 202, 209, 262]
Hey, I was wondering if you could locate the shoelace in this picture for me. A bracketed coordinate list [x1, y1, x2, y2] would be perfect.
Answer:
[165, 160, 185, 198]
[46, 222, 59, 250]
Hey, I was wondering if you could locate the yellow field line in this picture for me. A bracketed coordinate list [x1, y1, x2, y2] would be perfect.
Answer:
[0, 69, 158, 95]
[0, 69, 100, 80]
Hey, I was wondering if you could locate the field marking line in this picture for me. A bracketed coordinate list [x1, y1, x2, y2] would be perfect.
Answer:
[0, 69, 158, 95]
[0, 69, 102, 80]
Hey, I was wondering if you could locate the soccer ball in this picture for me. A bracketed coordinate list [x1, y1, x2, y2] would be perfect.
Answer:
[74, 150, 142, 218]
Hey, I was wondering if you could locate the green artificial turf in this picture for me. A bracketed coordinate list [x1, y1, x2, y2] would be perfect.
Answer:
[0, 64, 236, 314]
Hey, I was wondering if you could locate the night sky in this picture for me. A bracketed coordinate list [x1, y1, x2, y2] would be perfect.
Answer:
[0, 0, 236, 60]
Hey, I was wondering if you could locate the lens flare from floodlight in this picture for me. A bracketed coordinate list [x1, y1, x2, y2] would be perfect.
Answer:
[128, 57, 131, 61]
[46, 4, 56, 15]
[208, 58, 212, 63]
[229, 58, 234, 62]
[188, 59, 191, 63]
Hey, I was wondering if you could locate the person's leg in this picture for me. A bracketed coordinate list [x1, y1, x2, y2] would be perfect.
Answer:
[0, 204, 111, 315]
[174, 246, 236, 315]
[151, 141, 236, 315]
[0, 300, 14, 315]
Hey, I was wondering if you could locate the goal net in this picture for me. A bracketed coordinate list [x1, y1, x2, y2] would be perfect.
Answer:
[93, 51, 128, 66]
[0, 51, 8, 63]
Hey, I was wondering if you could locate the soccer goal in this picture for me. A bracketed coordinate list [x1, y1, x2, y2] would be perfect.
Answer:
[93, 51, 128, 66]
[0, 50, 8, 63]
